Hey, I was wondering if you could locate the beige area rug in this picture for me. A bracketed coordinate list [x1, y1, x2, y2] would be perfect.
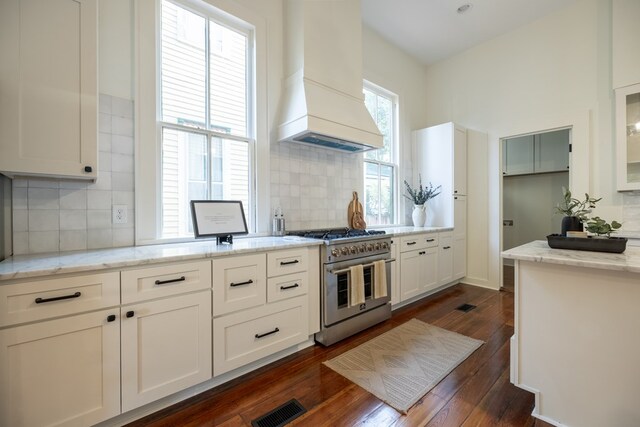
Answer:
[323, 319, 484, 414]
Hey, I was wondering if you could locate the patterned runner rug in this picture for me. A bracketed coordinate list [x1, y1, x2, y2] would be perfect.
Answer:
[323, 318, 484, 414]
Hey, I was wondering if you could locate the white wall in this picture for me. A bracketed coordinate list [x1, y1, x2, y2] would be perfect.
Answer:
[423, 0, 616, 289]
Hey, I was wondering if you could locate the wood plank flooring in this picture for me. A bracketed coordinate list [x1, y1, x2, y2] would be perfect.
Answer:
[127, 284, 552, 427]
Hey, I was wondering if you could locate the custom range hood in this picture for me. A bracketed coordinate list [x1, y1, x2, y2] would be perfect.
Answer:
[277, 0, 383, 153]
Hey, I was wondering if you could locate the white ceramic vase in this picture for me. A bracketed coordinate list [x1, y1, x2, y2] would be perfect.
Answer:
[412, 204, 426, 227]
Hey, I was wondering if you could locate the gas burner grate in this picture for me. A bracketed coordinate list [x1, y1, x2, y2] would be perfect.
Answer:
[288, 228, 386, 240]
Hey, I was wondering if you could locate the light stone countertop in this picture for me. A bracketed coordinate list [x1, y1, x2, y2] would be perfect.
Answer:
[0, 236, 323, 282]
[0, 226, 454, 282]
[502, 240, 640, 273]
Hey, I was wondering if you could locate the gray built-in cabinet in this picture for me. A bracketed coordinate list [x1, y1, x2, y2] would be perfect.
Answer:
[502, 129, 570, 176]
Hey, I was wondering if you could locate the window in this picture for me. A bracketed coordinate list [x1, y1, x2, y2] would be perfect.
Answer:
[159, 0, 254, 238]
[363, 82, 398, 226]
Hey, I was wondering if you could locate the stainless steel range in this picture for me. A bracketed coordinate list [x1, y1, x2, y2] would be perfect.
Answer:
[288, 228, 394, 346]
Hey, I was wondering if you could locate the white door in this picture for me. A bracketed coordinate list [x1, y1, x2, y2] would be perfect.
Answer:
[400, 250, 422, 301]
[0, 309, 120, 427]
[438, 234, 454, 286]
[420, 247, 439, 292]
[121, 290, 212, 412]
[453, 236, 466, 280]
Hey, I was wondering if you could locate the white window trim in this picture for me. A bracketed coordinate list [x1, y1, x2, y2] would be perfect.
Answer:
[135, 0, 269, 245]
[363, 80, 400, 227]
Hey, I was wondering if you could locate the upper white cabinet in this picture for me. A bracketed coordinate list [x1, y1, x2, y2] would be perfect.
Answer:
[613, 0, 640, 90]
[616, 83, 640, 191]
[0, 0, 98, 179]
[502, 130, 569, 176]
[414, 122, 467, 228]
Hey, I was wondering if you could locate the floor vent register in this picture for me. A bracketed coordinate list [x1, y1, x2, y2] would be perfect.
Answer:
[456, 303, 477, 313]
[251, 399, 307, 427]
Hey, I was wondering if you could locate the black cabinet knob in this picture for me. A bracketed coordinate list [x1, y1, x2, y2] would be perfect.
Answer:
[107, 314, 116, 322]
[126, 310, 135, 318]
[84, 166, 93, 173]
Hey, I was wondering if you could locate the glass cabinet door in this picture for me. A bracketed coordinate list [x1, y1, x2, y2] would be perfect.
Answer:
[616, 83, 640, 191]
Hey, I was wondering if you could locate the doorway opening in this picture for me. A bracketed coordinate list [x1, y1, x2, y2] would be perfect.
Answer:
[501, 128, 571, 291]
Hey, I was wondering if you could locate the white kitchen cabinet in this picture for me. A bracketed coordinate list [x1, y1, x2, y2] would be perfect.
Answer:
[438, 232, 454, 286]
[613, 0, 640, 90]
[414, 122, 467, 228]
[503, 135, 534, 176]
[399, 237, 438, 301]
[453, 196, 467, 281]
[121, 290, 212, 412]
[212, 254, 267, 316]
[0, 309, 120, 427]
[0, 0, 98, 179]
[616, 83, 640, 191]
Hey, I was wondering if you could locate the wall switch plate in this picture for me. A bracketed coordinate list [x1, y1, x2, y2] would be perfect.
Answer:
[113, 205, 128, 224]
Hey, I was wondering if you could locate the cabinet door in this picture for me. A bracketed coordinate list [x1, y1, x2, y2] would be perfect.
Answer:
[0, 0, 97, 179]
[454, 126, 467, 195]
[400, 250, 422, 301]
[503, 135, 534, 176]
[0, 309, 120, 427]
[535, 130, 570, 173]
[121, 291, 212, 412]
[453, 196, 467, 238]
[212, 254, 266, 316]
[438, 234, 454, 285]
[420, 247, 439, 292]
[453, 236, 466, 281]
[616, 83, 640, 191]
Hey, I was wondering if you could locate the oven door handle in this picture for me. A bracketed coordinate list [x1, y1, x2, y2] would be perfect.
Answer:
[329, 258, 395, 275]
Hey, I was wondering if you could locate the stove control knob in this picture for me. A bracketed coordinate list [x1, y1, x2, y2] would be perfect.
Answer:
[341, 247, 350, 256]
[360, 244, 367, 253]
[349, 246, 357, 254]
[381, 242, 389, 249]
[331, 248, 340, 257]
[374, 243, 381, 250]
[366, 244, 374, 252]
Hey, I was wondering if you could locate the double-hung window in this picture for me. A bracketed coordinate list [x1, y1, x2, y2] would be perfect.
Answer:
[363, 82, 398, 226]
[159, 0, 254, 238]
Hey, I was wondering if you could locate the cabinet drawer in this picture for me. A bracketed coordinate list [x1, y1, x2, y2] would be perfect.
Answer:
[423, 234, 439, 248]
[213, 254, 266, 316]
[400, 235, 427, 252]
[0, 272, 120, 327]
[267, 248, 308, 277]
[121, 260, 211, 304]
[213, 296, 308, 376]
[267, 272, 307, 303]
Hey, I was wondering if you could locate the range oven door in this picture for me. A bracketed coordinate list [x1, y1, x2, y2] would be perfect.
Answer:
[322, 254, 393, 327]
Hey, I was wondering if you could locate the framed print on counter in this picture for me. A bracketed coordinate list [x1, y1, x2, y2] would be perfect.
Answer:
[190, 200, 248, 243]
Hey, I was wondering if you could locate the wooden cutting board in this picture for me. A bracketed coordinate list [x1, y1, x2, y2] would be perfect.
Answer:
[348, 191, 367, 229]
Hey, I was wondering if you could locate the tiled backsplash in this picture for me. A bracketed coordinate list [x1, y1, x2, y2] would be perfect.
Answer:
[12, 94, 134, 255]
[270, 142, 363, 231]
[622, 192, 640, 232]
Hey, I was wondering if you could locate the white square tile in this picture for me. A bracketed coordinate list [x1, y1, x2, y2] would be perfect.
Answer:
[99, 132, 112, 152]
[60, 210, 87, 231]
[99, 151, 112, 172]
[12, 188, 27, 210]
[112, 116, 133, 136]
[28, 188, 59, 210]
[28, 179, 59, 189]
[59, 180, 88, 190]
[112, 135, 134, 155]
[112, 172, 134, 191]
[28, 210, 59, 231]
[87, 209, 112, 229]
[13, 232, 29, 255]
[88, 229, 113, 249]
[111, 97, 134, 118]
[12, 178, 28, 188]
[113, 228, 134, 247]
[88, 172, 112, 191]
[59, 189, 87, 210]
[99, 94, 112, 115]
[99, 113, 112, 133]
[13, 210, 28, 232]
[111, 153, 134, 173]
[112, 191, 134, 208]
[28, 231, 59, 254]
[60, 230, 88, 251]
[87, 191, 112, 210]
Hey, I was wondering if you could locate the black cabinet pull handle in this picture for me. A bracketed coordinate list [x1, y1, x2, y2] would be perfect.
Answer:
[426, 239, 435, 242]
[230, 279, 253, 287]
[84, 166, 92, 173]
[419, 251, 425, 255]
[155, 276, 186, 285]
[35, 291, 81, 304]
[280, 283, 299, 290]
[454, 190, 458, 193]
[280, 260, 299, 266]
[443, 246, 451, 250]
[255, 327, 279, 339]
[107, 314, 116, 322]
[407, 241, 417, 246]
[126, 311, 135, 318]
[454, 196, 458, 200]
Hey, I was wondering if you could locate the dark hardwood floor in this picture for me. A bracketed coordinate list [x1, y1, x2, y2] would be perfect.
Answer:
[127, 284, 552, 427]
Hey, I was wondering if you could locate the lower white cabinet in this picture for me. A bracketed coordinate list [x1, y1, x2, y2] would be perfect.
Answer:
[453, 235, 466, 280]
[121, 290, 212, 412]
[212, 254, 266, 316]
[213, 295, 308, 376]
[400, 247, 438, 301]
[0, 309, 120, 427]
[438, 233, 454, 285]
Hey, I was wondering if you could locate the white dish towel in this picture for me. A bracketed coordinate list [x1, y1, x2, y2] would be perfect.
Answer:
[373, 260, 388, 298]
[349, 264, 365, 306]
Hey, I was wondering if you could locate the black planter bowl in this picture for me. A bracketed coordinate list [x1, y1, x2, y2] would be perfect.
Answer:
[547, 234, 628, 253]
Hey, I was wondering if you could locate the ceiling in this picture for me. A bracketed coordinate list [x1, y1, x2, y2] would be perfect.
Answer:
[361, 0, 577, 65]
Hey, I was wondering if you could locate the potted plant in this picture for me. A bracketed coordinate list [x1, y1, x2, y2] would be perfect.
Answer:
[584, 217, 622, 238]
[403, 175, 441, 227]
[555, 187, 601, 236]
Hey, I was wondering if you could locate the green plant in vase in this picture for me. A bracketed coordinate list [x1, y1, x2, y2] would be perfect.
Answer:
[584, 217, 622, 238]
[403, 175, 441, 227]
[555, 187, 601, 236]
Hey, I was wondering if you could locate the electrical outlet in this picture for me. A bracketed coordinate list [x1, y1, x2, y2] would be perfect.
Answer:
[112, 205, 128, 224]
